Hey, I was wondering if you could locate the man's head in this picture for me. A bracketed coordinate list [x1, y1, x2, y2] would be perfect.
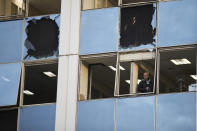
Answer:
[143, 72, 149, 80]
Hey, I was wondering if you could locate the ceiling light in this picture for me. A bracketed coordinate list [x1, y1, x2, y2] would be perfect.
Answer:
[119, 66, 125, 71]
[108, 66, 125, 71]
[24, 90, 34, 95]
[170, 58, 191, 65]
[138, 79, 141, 84]
[190, 75, 197, 80]
[43, 72, 56, 77]
[108, 66, 116, 71]
[125, 80, 130, 84]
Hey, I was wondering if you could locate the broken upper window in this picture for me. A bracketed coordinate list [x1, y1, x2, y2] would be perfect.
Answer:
[159, 47, 196, 93]
[0, 20, 23, 63]
[120, 4, 156, 50]
[24, 14, 60, 61]
[28, 0, 61, 16]
[23, 62, 58, 105]
[117, 51, 156, 95]
[79, 54, 116, 100]
[0, 0, 25, 20]
[82, 0, 118, 10]
[80, 7, 118, 55]
[158, 0, 197, 47]
[0, 109, 18, 131]
[121, 0, 156, 5]
[0, 63, 21, 107]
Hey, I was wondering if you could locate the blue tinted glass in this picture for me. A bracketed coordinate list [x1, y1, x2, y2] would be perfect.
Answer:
[116, 96, 155, 131]
[80, 8, 119, 55]
[119, 4, 156, 51]
[0, 20, 23, 63]
[158, 0, 197, 47]
[0, 63, 21, 106]
[24, 14, 60, 61]
[19, 104, 56, 131]
[157, 93, 196, 131]
[77, 99, 115, 131]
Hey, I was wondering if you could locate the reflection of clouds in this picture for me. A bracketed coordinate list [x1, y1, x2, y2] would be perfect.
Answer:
[157, 93, 196, 131]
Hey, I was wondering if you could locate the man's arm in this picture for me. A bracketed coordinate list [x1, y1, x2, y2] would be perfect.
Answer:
[138, 81, 147, 92]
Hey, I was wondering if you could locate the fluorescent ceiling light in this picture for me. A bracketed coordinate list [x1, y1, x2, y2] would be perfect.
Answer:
[170, 58, 191, 65]
[125, 80, 130, 84]
[190, 75, 197, 80]
[43, 72, 56, 77]
[108, 66, 125, 71]
[24, 90, 34, 95]
[138, 79, 141, 84]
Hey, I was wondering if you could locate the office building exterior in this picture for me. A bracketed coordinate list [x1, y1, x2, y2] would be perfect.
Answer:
[0, 0, 196, 131]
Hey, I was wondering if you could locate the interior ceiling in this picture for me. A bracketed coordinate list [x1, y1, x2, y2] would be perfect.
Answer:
[29, 0, 61, 14]
[160, 48, 196, 88]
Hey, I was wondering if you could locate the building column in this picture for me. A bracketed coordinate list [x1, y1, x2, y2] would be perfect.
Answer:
[55, 0, 81, 131]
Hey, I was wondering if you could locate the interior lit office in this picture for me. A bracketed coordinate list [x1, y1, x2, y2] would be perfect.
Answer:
[0, 0, 196, 131]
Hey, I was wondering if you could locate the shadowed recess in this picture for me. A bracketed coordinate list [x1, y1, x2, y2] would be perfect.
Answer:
[120, 4, 156, 48]
[24, 16, 59, 59]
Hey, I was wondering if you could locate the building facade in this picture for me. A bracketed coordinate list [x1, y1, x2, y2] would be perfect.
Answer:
[0, 0, 196, 131]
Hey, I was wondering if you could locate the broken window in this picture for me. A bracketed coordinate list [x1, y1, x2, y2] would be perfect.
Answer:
[82, 0, 118, 10]
[0, 20, 23, 63]
[0, 0, 25, 20]
[120, 4, 156, 50]
[159, 47, 196, 93]
[24, 14, 60, 61]
[0, 109, 18, 131]
[117, 51, 156, 95]
[80, 7, 118, 55]
[121, 0, 156, 5]
[23, 62, 58, 105]
[0, 63, 21, 107]
[19, 104, 56, 131]
[158, 0, 197, 47]
[28, 0, 61, 16]
[79, 54, 116, 100]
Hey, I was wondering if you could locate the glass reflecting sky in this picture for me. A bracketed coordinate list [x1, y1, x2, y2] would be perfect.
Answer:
[158, 0, 197, 47]
[0, 20, 23, 63]
[157, 93, 196, 131]
[80, 8, 119, 55]
[0, 63, 21, 106]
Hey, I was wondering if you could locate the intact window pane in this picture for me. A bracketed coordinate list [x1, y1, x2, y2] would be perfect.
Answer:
[0, 63, 21, 107]
[79, 55, 116, 100]
[77, 99, 115, 131]
[0, 20, 23, 63]
[158, 0, 197, 47]
[120, 4, 156, 50]
[23, 14, 60, 61]
[159, 47, 196, 93]
[80, 8, 119, 55]
[0, 109, 18, 131]
[19, 104, 56, 131]
[157, 93, 196, 131]
[23, 63, 58, 105]
[119, 52, 155, 95]
[82, 0, 118, 10]
[28, 0, 61, 16]
[0, 0, 25, 20]
[116, 96, 155, 131]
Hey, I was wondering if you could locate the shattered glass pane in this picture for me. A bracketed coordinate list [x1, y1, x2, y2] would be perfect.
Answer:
[120, 4, 156, 50]
[24, 14, 60, 61]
